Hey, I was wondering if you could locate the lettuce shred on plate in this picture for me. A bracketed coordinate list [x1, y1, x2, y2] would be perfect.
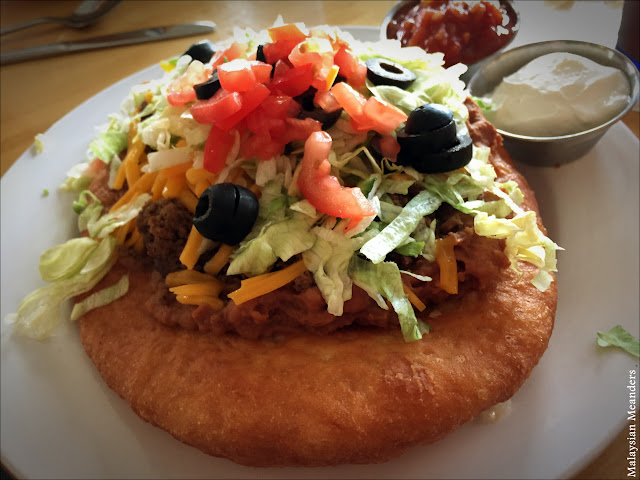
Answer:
[596, 325, 640, 358]
[9, 19, 560, 342]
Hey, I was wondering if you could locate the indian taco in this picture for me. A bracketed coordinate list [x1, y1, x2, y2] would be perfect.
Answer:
[11, 21, 560, 467]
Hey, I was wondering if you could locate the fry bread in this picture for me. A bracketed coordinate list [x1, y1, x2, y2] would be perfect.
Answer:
[77, 99, 557, 466]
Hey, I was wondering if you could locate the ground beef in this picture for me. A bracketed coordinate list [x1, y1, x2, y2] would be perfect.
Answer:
[136, 199, 193, 276]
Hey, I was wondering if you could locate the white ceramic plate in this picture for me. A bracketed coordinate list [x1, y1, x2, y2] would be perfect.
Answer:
[2, 25, 639, 480]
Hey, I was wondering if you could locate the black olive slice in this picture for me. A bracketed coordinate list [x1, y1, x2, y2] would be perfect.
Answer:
[194, 71, 221, 100]
[182, 40, 217, 64]
[256, 44, 267, 63]
[397, 121, 458, 155]
[365, 58, 416, 89]
[294, 86, 318, 112]
[397, 135, 473, 173]
[193, 183, 259, 245]
[405, 104, 454, 135]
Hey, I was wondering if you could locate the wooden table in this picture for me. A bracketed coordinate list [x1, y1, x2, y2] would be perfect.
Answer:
[1, 2, 637, 479]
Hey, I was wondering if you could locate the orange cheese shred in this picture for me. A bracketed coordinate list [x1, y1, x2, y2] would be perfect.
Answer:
[228, 259, 307, 305]
[179, 225, 204, 270]
[162, 175, 186, 198]
[435, 236, 458, 294]
[185, 167, 216, 186]
[169, 281, 223, 297]
[150, 171, 167, 201]
[402, 282, 426, 312]
[204, 244, 235, 275]
[165, 269, 220, 287]
[178, 189, 198, 214]
[109, 170, 159, 212]
[175, 294, 224, 310]
[162, 160, 192, 178]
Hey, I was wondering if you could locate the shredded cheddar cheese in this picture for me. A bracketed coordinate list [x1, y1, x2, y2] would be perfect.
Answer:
[435, 236, 458, 294]
[109, 171, 159, 212]
[228, 260, 307, 305]
[175, 294, 224, 309]
[178, 189, 198, 213]
[169, 281, 223, 297]
[179, 226, 204, 270]
[165, 269, 219, 287]
[204, 244, 235, 275]
[402, 282, 426, 312]
[151, 171, 167, 201]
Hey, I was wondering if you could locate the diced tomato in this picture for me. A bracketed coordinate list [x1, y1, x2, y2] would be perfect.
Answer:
[217, 59, 272, 92]
[331, 83, 407, 134]
[288, 44, 324, 69]
[166, 61, 212, 106]
[250, 61, 273, 84]
[261, 95, 300, 118]
[378, 135, 401, 162]
[263, 40, 296, 64]
[269, 63, 314, 97]
[280, 117, 322, 144]
[362, 96, 408, 135]
[272, 59, 292, 77]
[314, 90, 341, 112]
[84, 158, 106, 177]
[297, 131, 375, 222]
[267, 23, 308, 44]
[203, 126, 236, 173]
[349, 115, 377, 133]
[241, 132, 284, 161]
[289, 38, 336, 92]
[190, 89, 242, 124]
[215, 83, 271, 131]
[333, 47, 367, 88]
[330, 81, 367, 120]
[210, 41, 248, 70]
[218, 59, 257, 92]
[246, 109, 285, 136]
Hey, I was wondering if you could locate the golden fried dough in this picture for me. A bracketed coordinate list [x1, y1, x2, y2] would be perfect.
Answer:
[77, 99, 556, 467]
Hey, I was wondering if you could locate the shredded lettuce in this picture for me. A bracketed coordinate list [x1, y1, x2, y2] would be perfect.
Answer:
[89, 131, 127, 163]
[86, 193, 151, 239]
[33, 133, 45, 154]
[596, 325, 640, 358]
[302, 227, 373, 316]
[70, 274, 129, 321]
[227, 215, 316, 276]
[11, 236, 117, 340]
[360, 190, 441, 264]
[350, 256, 429, 342]
[39, 237, 100, 282]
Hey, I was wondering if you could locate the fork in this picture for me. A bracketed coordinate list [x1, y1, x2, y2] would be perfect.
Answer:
[0, 0, 121, 35]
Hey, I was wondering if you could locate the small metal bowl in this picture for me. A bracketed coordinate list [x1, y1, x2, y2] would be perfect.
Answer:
[467, 40, 640, 167]
[380, 0, 520, 84]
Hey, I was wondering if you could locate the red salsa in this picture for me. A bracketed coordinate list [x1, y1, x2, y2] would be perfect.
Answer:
[386, 0, 518, 68]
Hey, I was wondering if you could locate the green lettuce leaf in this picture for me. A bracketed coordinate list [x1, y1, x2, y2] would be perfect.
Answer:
[349, 256, 428, 342]
[596, 325, 640, 358]
[302, 226, 372, 316]
[360, 189, 441, 264]
[89, 131, 127, 163]
[86, 193, 151, 238]
[227, 215, 316, 276]
[70, 274, 129, 321]
[11, 236, 117, 340]
[39, 237, 99, 282]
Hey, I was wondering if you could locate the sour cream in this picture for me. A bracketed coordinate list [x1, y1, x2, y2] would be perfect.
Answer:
[485, 52, 631, 137]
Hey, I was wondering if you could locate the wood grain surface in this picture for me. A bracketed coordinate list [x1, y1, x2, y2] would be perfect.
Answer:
[1, 1, 637, 479]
